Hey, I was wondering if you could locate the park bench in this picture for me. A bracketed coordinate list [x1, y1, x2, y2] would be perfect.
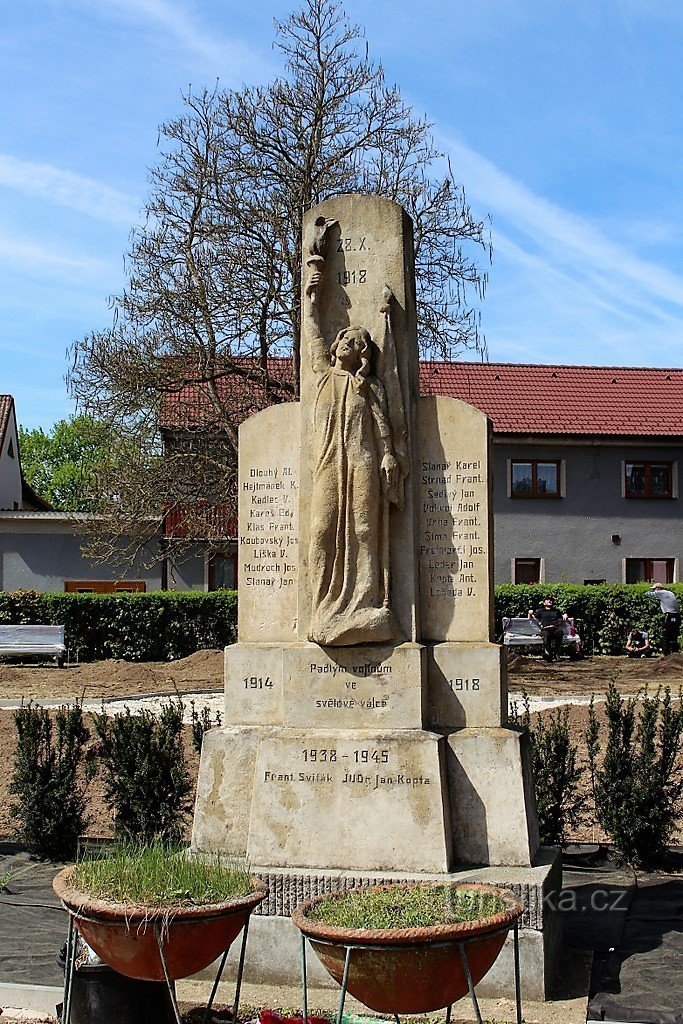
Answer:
[501, 616, 583, 659]
[0, 624, 66, 667]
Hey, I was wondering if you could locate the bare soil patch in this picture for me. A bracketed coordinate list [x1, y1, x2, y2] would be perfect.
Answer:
[0, 648, 224, 700]
[508, 652, 683, 695]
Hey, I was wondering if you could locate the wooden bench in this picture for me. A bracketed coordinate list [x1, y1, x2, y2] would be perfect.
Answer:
[0, 625, 67, 667]
[501, 616, 583, 658]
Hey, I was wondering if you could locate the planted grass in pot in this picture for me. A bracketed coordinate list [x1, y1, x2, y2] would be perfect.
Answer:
[292, 882, 523, 1014]
[53, 843, 267, 982]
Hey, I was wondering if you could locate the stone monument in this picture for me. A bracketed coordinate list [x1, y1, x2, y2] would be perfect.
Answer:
[192, 195, 561, 998]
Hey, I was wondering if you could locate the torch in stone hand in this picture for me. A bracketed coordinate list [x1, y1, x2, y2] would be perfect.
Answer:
[306, 217, 337, 305]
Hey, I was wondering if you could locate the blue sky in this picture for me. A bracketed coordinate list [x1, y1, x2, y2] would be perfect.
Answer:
[3, 0, 683, 429]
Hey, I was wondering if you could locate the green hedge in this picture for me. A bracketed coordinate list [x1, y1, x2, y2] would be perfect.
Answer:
[0, 584, 679, 660]
[0, 590, 237, 662]
[494, 582, 683, 654]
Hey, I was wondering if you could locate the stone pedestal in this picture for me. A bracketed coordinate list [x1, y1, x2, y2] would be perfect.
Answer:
[447, 727, 540, 866]
[427, 641, 506, 729]
[225, 641, 427, 729]
[194, 723, 452, 872]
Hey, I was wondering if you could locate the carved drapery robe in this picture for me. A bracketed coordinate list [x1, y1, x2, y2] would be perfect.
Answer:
[308, 363, 397, 646]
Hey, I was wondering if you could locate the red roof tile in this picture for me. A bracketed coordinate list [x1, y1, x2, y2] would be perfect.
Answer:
[159, 361, 683, 439]
[419, 362, 683, 437]
[159, 359, 294, 431]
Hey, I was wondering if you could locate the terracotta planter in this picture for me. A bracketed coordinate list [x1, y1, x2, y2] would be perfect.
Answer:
[292, 883, 524, 1014]
[53, 866, 267, 982]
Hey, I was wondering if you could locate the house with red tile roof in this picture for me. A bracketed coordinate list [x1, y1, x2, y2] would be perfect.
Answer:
[160, 360, 683, 587]
[420, 362, 683, 585]
[5, 357, 678, 593]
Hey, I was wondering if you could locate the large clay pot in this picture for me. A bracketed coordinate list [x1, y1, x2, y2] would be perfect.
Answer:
[53, 867, 268, 982]
[292, 883, 523, 1014]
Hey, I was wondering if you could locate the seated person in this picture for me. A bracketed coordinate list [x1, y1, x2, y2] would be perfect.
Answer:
[528, 596, 568, 662]
[625, 627, 653, 658]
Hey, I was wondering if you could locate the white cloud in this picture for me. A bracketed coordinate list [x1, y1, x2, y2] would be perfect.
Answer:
[71, 0, 272, 82]
[493, 231, 683, 331]
[0, 155, 137, 225]
[0, 230, 105, 279]
[440, 135, 683, 329]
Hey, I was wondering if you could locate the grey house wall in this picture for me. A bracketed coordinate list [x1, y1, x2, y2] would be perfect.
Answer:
[493, 440, 682, 583]
[0, 517, 235, 594]
[0, 516, 164, 592]
[167, 545, 209, 591]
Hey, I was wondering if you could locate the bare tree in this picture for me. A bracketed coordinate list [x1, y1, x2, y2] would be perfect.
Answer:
[69, 0, 490, 570]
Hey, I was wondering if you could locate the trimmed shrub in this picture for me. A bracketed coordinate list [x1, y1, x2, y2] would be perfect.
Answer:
[189, 700, 222, 754]
[495, 582, 682, 654]
[93, 700, 193, 844]
[0, 589, 237, 661]
[586, 682, 683, 866]
[0, 582, 679, 661]
[10, 703, 92, 860]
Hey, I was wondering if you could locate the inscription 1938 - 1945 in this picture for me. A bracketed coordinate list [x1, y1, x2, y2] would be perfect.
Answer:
[240, 463, 298, 590]
[262, 745, 433, 791]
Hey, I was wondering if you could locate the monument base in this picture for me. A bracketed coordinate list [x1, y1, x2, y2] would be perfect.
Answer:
[192, 720, 539, 871]
[447, 726, 540, 866]
[188, 852, 562, 1002]
[192, 725, 453, 872]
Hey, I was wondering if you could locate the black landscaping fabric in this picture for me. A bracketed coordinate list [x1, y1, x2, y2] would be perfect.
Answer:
[0, 842, 68, 987]
[564, 854, 683, 1024]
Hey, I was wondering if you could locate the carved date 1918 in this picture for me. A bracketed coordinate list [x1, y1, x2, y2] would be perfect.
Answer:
[449, 678, 480, 691]
[337, 269, 366, 285]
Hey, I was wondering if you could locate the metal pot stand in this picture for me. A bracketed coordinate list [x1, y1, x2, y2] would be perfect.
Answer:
[61, 909, 253, 1024]
[300, 920, 523, 1024]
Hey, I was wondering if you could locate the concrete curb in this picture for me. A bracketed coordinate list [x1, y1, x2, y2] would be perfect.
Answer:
[0, 981, 61, 1018]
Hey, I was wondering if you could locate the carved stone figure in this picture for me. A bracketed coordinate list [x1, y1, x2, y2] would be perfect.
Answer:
[304, 220, 407, 646]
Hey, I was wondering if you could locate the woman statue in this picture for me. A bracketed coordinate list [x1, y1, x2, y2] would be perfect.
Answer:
[304, 240, 404, 646]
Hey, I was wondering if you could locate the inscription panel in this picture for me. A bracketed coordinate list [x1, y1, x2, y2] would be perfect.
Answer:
[284, 643, 424, 729]
[418, 396, 493, 642]
[225, 645, 285, 726]
[427, 642, 505, 729]
[248, 730, 450, 872]
[238, 404, 300, 643]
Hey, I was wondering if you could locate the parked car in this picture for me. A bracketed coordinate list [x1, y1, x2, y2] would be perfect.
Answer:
[501, 616, 583, 659]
